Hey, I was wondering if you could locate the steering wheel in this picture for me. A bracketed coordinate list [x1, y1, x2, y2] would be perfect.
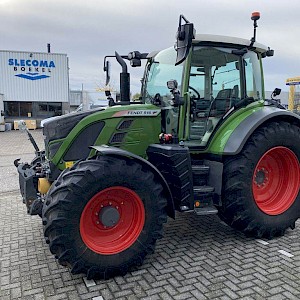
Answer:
[189, 86, 200, 100]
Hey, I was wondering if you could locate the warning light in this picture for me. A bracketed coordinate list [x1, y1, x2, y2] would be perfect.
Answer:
[251, 11, 260, 21]
[195, 201, 200, 207]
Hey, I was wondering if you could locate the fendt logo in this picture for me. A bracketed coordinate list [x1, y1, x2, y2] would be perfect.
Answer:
[8, 57, 56, 81]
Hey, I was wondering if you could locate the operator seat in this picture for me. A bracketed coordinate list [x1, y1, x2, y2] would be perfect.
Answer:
[209, 89, 232, 117]
[209, 85, 239, 117]
[205, 86, 240, 135]
[231, 85, 239, 100]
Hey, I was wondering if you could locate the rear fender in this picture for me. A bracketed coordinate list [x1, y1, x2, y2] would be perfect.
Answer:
[90, 145, 175, 218]
[223, 107, 300, 155]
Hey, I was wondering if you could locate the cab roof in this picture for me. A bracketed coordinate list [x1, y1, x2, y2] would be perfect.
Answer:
[193, 34, 268, 54]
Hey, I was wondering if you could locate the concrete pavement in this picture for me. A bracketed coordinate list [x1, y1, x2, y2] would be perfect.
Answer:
[1, 129, 300, 299]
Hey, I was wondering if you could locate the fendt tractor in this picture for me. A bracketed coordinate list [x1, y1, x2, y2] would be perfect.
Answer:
[15, 12, 300, 279]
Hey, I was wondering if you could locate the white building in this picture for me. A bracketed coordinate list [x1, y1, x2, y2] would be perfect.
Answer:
[0, 49, 69, 125]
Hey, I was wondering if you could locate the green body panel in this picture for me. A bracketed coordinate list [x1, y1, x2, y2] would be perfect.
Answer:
[49, 104, 161, 170]
[205, 101, 264, 155]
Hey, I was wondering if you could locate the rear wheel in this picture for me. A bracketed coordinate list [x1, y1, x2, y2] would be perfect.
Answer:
[219, 121, 300, 238]
[42, 156, 167, 279]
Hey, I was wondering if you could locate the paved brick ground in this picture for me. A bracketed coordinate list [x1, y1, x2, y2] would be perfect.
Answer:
[1, 129, 300, 299]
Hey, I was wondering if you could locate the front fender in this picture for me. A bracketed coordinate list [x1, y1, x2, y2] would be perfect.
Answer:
[90, 145, 175, 218]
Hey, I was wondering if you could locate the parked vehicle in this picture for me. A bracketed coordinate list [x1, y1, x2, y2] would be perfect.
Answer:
[15, 12, 300, 279]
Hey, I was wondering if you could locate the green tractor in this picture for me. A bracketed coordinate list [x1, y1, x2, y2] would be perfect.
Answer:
[16, 12, 300, 279]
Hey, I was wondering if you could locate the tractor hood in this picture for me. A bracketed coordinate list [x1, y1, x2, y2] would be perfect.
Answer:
[43, 107, 105, 143]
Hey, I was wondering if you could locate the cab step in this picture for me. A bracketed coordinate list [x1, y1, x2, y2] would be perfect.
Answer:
[194, 185, 214, 194]
[193, 184, 217, 215]
[194, 206, 218, 215]
[192, 164, 210, 175]
[192, 164, 210, 186]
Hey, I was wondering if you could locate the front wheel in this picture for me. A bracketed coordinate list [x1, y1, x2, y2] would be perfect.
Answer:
[42, 156, 168, 279]
[219, 121, 300, 238]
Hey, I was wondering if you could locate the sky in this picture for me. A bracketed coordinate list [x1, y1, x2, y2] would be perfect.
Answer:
[1, 0, 300, 99]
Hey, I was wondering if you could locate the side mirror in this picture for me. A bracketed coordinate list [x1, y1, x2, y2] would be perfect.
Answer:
[271, 88, 281, 99]
[175, 15, 195, 66]
[103, 60, 111, 85]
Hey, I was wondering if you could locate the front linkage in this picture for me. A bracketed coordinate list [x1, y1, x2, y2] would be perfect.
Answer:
[14, 121, 49, 216]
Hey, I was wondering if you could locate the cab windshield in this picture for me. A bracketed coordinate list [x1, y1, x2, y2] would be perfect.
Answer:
[143, 47, 183, 106]
[142, 47, 183, 135]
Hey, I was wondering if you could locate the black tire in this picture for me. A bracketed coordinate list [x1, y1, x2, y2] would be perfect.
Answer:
[218, 121, 300, 238]
[42, 156, 168, 279]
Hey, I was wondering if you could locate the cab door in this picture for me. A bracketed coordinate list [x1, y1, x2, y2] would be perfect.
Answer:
[184, 46, 242, 147]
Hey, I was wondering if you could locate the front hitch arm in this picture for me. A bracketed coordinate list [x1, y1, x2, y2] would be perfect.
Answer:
[14, 158, 21, 167]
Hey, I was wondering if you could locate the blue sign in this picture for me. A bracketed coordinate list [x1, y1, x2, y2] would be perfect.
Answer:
[15, 73, 50, 81]
[286, 82, 300, 86]
[8, 59, 55, 68]
[8, 58, 55, 81]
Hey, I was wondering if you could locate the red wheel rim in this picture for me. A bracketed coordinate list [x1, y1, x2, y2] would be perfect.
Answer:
[252, 146, 300, 215]
[80, 187, 145, 255]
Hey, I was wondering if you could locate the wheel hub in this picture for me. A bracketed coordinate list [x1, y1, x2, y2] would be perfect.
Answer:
[99, 206, 120, 228]
[254, 168, 268, 187]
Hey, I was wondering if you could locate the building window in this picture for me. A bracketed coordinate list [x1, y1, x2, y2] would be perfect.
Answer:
[36, 102, 49, 118]
[49, 103, 62, 116]
[4, 101, 19, 117]
[33, 102, 62, 117]
[20, 102, 32, 117]
[4, 101, 62, 118]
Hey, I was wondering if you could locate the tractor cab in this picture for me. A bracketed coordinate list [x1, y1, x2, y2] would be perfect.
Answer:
[142, 14, 272, 148]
